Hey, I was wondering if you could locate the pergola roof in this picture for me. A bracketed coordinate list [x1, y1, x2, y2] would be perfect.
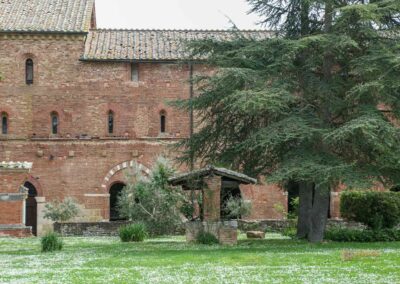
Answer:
[168, 165, 257, 187]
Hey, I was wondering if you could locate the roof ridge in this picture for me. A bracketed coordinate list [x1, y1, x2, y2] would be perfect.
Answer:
[90, 28, 272, 33]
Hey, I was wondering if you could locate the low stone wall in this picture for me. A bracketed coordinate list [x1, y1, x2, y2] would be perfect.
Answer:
[0, 225, 32, 238]
[239, 219, 366, 232]
[54, 221, 130, 237]
[186, 221, 238, 245]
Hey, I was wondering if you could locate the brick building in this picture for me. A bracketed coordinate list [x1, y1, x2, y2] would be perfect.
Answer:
[0, 0, 341, 236]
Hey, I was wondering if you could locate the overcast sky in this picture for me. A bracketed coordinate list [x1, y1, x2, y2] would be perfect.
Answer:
[95, 0, 263, 30]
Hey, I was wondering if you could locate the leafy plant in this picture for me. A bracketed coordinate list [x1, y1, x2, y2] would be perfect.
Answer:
[41, 232, 63, 252]
[118, 157, 188, 236]
[223, 196, 252, 221]
[119, 223, 148, 242]
[43, 197, 80, 222]
[340, 191, 400, 230]
[196, 231, 219, 245]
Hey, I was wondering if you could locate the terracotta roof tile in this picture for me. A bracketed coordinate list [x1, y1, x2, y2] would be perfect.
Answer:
[0, 0, 94, 33]
[82, 29, 273, 61]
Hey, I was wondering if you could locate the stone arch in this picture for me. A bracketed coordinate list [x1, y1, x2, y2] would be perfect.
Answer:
[101, 160, 151, 191]
[23, 175, 43, 197]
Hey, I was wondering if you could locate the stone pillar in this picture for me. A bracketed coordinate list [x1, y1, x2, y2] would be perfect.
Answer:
[203, 175, 221, 221]
[36, 197, 52, 236]
[330, 191, 341, 219]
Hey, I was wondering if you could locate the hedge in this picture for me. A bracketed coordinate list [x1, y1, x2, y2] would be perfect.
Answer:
[340, 191, 400, 230]
[325, 227, 400, 242]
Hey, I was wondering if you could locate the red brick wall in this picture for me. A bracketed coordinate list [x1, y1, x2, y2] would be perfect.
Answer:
[241, 183, 287, 220]
[0, 201, 23, 224]
[0, 170, 28, 193]
[203, 175, 221, 221]
[0, 34, 286, 222]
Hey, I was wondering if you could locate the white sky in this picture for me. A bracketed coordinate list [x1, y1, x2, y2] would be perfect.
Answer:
[95, 0, 263, 30]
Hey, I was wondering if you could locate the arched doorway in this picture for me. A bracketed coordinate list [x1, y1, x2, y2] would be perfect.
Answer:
[109, 183, 127, 221]
[24, 182, 37, 236]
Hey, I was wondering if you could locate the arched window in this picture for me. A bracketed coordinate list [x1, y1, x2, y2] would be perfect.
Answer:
[50, 112, 59, 135]
[108, 110, 114, 134]
[26, 59, 34, 85]
[160, 111, 166, 133]
[1, 113, 8, 135]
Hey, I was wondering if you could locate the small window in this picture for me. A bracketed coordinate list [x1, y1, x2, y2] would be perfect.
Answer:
[51, 112, 59, 135]
[26, 59, 34, 85]
[108, 111, 114, 134]
[1, 113, 8, 135]
[131, 64, 139, 82]
[160, 111, 166, 133]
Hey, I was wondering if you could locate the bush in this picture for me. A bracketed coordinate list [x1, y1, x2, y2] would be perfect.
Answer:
[325, 227, 400, 242]
[41, 232, 63, 252]
[223, 196, 252, 221]
[43, 197, 80, 223]
[196, 231, 219, 245]
[118, 157, 187, 236]
[119, 223, 148, 242]
[340, 191, 400, 229]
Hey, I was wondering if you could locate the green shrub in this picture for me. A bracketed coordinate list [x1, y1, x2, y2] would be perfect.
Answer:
[43, 197, 80, 223]
[41, 232, 63, 252]
[340, 191, 400, 229]
[119, 223, 148, 242]
[325, 227, 400, 242]
[118, 157, 187, 236]
[196, 231, 219, 245]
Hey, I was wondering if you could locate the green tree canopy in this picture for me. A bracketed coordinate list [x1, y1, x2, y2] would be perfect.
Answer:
[176, 0, 400, 242]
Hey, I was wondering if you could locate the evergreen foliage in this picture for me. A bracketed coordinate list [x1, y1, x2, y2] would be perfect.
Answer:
[341, 191, 400, 229]
[175, 0, 400, 242]
[325, 227, 400, 242]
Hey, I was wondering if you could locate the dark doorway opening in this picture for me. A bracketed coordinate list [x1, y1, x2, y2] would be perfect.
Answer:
[109, 183, 127, 221]
[24, 182, 37, 236]
[220, 177, 242, 220]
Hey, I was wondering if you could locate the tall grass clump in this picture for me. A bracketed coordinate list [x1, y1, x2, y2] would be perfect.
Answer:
[196, 231, 219, 245]
[41, 232, 63, 252]
[119, 223, 148, 242]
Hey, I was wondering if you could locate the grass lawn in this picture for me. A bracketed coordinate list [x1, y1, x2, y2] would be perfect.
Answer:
[1, 234, 399, 284]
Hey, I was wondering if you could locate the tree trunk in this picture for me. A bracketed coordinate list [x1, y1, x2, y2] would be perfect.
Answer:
[297, 181, 313, 239]
[308, 184, 330, 243]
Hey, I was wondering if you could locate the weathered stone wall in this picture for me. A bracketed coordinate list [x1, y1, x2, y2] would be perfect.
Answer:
[0, 225, 32, 238]
[54, 221, 130, 237]
[186, 221, 238, 245]
[54, 221, 185, 237]
[239, 219, 367, 232]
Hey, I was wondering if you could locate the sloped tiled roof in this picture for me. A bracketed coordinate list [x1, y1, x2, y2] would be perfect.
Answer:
[82, 29, 273, 61]
[0, 0, 94, 33]
[169, 165, 257, 187]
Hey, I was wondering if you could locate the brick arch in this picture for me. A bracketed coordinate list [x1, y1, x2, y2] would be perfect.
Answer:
[23, 175, 44, 197]
[101, 160, 151, 191]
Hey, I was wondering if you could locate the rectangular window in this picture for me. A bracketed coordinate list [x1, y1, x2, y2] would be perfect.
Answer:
[131, 63, 139, 82]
